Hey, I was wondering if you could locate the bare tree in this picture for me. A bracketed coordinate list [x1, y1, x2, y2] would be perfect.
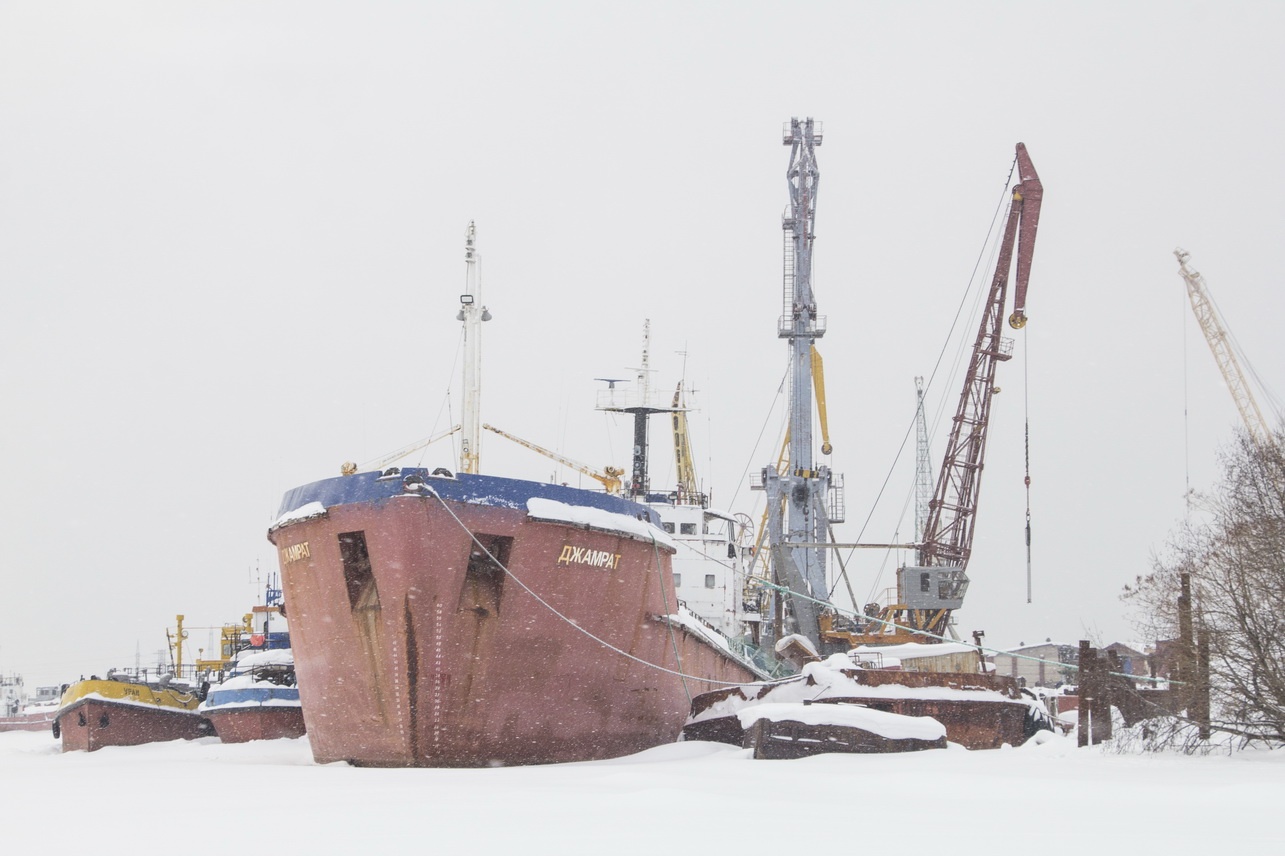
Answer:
[1123, 429, 1285, 746]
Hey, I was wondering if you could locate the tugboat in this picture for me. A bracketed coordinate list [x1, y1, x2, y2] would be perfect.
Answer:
[200, 579, 305, 743]
[55, 618, 213, 752]
[55, 673, 210, 752]
[0, 676, 61, 733]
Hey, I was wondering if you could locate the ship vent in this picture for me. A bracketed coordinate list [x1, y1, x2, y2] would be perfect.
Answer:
[458, 534, 511, 618]
[338, 531, 380, 611]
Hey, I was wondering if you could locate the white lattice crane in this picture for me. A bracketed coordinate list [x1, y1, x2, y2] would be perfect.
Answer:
[1175, 248, 1274, 445]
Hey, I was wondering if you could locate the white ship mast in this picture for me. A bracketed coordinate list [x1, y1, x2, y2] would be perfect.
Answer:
[458, 221, 492, 474]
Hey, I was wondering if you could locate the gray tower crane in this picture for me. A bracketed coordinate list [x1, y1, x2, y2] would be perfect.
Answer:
[757, 118, 836, 649]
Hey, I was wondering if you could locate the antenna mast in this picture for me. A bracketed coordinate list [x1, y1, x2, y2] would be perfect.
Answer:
[597, 319, 680, 499]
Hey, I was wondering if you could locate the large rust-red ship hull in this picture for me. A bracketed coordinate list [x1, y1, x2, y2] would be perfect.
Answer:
[269, 471, 759, 767]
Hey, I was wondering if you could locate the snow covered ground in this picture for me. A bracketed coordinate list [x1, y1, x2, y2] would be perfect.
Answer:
[3, 731, 1280, 853]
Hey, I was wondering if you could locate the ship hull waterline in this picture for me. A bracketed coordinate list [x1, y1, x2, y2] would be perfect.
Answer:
[56, 698, 211, 752]
[270, 475, 759, 767]
[683, 671, 1043, 751]
[204, 706, 306, 743]
[0, 709, 58, 733]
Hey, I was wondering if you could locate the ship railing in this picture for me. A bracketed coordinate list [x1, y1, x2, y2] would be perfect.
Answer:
[672, 601, 792, 679]
[776, 314, 828, 339]
[100, 665, 206, 692]
[238, 664, 297, 687]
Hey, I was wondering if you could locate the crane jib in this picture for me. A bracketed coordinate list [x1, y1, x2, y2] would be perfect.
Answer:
[1008, 142, 1043, 329]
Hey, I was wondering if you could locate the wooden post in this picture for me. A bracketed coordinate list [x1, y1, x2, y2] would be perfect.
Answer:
[1078, 640, 1092, 747]
[1196, 630, 1211, 740]
[1178, 573, 1195, 715]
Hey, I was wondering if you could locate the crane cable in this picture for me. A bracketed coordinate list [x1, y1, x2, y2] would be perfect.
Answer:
[421, 478, 1161, 688]
[1024, 326, 1033, 604]
[850, 157, 1018, 608]
[422, 484, 780, 687]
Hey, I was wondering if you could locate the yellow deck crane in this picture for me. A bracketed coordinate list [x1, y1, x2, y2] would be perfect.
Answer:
[1175, 248, 1275, 446]
[671, 381, 699, 501]
[482, 424, 625, 494]
[750, 345, 836, 579]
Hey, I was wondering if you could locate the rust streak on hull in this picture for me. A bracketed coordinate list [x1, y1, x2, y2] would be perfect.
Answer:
[57, 699, 210, 753]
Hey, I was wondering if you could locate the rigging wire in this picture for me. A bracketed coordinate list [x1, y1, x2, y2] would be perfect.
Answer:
[1206, 282, 1283, 420]
[423, 484, 781, 687]
[848, 158, 1020, 606]
[1183, 280, 1192, 521]
[1023, 326, 1032, 604]
[653, 535, 692, 704]
[727, 363, 791, 511]
[358, 327, 465, 472]
[421, 328, 464, 469]
[420, 481, 1143, 688]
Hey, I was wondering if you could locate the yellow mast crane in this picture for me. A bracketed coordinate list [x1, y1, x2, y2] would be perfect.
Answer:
[482, 424, 625, 494]
[811, 346, 834, 456]
[1175, 248, 1274, 445]
[750, 343, 836, 577]
[193, 614, 255, 673]
[168, 615, 189, 677]
[671, 381, 699, 502]
[744, 343, 837, 584]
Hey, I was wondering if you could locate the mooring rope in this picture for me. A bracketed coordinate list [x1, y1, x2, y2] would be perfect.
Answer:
[652, 534, 692, 703]
[422, 485, 781, 688]
[421, 484, 1164, 688]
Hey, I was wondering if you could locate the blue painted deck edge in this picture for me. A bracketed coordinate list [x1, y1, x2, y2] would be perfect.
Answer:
[276, 469, 661, 526]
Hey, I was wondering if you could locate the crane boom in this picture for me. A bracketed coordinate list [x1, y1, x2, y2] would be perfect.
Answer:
[483, 424, 624, 494]
[1175, 248, 1272, 445]
[922, 144, 1041, 565]
[835, 144, 1043, 646]
[370, 425, 461, 470]
[1007, 144, 1043, 329]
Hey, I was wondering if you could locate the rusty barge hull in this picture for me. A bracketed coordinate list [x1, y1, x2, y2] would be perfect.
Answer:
[684, 669, 1042, 751]
[0, 709, 57, 733]
[204, 707, 306, 743]
[269, 469, 759, 767]
[56, 698, 210, 752]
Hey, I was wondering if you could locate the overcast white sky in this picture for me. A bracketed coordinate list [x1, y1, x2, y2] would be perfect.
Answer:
[3, 1, 1283, 685]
